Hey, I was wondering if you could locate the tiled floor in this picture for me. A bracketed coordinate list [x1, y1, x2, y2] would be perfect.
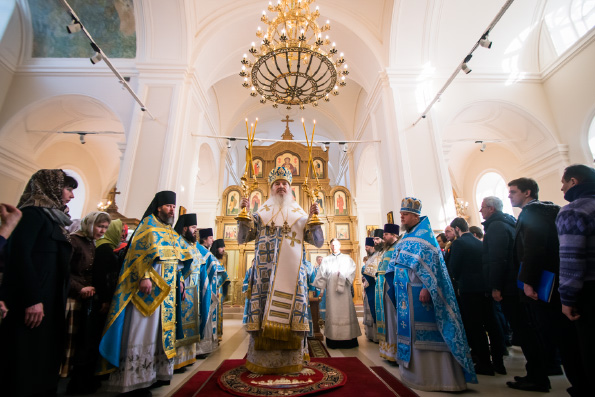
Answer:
[87, 318, 570, 396]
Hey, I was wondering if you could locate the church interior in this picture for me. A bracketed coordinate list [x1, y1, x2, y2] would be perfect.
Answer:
[0, 0, 593, 395]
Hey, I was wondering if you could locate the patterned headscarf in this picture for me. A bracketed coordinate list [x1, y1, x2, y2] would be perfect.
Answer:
[18, 169, 68, 210]
[73, 211, 110, 240]
[96, 219, 123, 250]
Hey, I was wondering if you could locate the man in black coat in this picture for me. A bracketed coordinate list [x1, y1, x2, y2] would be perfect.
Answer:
[506, 177, 587, 395]
[449, 217, 504, 376]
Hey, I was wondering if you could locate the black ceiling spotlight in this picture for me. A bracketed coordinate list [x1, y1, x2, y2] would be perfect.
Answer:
[462, 54, 473, 74]
[479, 34, 493, 49]
[475, 140, 487, 152]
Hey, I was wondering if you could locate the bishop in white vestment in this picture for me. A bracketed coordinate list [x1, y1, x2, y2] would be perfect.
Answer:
[313, 239, 361, 349]
[238, 167, 323, 374]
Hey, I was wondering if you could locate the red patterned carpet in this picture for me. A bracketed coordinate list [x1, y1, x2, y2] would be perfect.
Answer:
[174, 357, 418, 397]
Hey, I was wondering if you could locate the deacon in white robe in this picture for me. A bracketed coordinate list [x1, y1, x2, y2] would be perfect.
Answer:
[313, 239, 361, 349]
[238, 166, 323, 374]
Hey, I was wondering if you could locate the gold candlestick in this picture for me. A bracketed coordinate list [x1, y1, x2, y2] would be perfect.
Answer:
[302, 119, 323, 226]
[235, 118, 259, 222]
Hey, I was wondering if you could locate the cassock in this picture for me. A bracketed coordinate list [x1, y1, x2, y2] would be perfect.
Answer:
[98, 213, 192, 393]
[392, 215, 476, 391]
[362, 251, 381, 342]
[377, 242, 398, 362]
[313, 252, 361, 348]
[238, 197, 323, 374]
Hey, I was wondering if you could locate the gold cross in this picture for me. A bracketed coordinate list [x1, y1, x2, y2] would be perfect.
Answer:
[262, 204, 271, 211]
[281, 221, 291, 236]
[291, 207, 301, 213]
[285, 231, 301, 247]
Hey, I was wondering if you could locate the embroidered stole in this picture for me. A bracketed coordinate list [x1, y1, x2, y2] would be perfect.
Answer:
[257, 198, 308, 342]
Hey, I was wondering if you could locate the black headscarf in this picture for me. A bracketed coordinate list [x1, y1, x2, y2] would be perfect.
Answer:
[141, 190, 176, 220]
[211, 238, 225, 258]
[174, 213, 197, 235]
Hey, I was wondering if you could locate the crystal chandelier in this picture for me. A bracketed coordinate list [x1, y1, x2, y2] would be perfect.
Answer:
[240, 0, 348, 109]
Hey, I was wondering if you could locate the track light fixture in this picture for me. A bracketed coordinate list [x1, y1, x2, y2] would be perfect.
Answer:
[79, 134, 86, 144]
[321, 142, 327, 152]
[90, 52, 103, 64]
[227, 139, 232, 149]
[479, 35, 492, 49]
[461, 54, 472, 74]
[66, 19, 81, 34]
[89, 43, 102, 64]
[475, 140, 487, 152]
[340, 142, 347, 153]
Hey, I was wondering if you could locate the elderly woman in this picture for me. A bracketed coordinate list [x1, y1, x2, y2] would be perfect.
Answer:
[0, 169, 77, 397]
[62, 211, 110, 394]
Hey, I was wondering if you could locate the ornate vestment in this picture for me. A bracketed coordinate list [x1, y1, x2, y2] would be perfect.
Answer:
[392, 216, 477, 390]
[376, 243, 398, 361]
[238, 197, 323, 374]
[196, 245, 228, 355]
[173, 242, 204, 369]
[98, 215, 192, 391]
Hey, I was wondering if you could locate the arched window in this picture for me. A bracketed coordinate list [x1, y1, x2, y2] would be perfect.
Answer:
[63, 169, 86, 220]
[544, 0, 595, 55]
[475, 172, 514, 216]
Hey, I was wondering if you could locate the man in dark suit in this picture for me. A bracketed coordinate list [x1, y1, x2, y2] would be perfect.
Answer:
[449, 217, 504, 376]
[507, 177, 587, 395]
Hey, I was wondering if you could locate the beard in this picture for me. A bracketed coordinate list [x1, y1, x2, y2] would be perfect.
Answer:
[183, 229, 197, 244]
[374, 242, 385, 252]
[271, 191, 294, 209]
[157, 211, 174, 226]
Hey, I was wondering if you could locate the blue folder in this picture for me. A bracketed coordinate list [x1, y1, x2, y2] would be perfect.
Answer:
[517, 264, 555, 303]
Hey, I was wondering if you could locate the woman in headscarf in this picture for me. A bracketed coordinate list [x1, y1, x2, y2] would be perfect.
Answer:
[0, 169, 77, 397]
[61, 211, 110, 394]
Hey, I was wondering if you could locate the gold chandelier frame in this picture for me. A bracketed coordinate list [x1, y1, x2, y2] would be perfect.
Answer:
[240, 0, 348, 108]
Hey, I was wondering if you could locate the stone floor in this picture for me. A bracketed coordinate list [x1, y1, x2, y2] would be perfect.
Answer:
[83, 318, 570, 396]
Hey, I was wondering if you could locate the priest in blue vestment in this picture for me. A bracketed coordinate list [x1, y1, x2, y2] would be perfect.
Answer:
[172, 213, 203, 372]
[392, 197, 477, 391]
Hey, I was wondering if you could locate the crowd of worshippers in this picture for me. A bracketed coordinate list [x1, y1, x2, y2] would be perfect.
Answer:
[0, 169, 229, 396]
[358, 164, 593, 395]
[0, 163, 593, 397]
